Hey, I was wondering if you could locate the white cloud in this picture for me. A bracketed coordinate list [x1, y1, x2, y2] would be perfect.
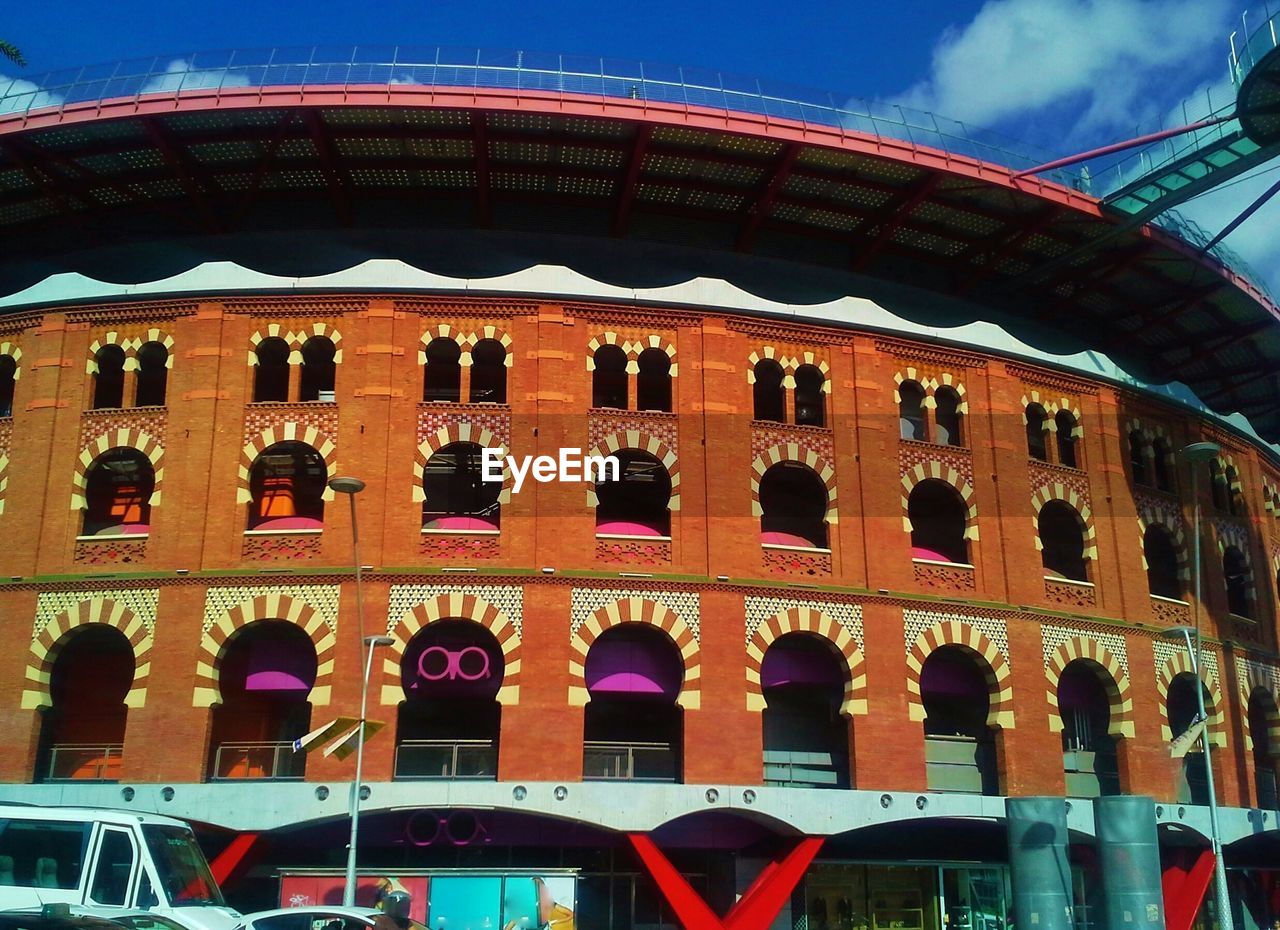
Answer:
[140, 59, 251, 95]
[896, 0, 1232, 138]
[0, 74, 63, 115]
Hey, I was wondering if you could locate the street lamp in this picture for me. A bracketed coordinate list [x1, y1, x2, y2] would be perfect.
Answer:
[328, 476, 390, 907]
[1165, 439, 1233, 930]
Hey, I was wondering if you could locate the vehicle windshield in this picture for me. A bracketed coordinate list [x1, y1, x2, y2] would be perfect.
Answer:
[140, 825, 226, 907]
[114, 917, 191, 930]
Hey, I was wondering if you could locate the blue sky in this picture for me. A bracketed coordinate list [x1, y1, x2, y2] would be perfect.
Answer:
[3, 0, 1277, 290]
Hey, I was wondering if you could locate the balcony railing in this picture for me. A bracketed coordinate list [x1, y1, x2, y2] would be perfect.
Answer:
[44, 743, 123, 782]
[394, 739, 497, 779]
[210, 741, 304, 781]
[582, 740, 677, 782]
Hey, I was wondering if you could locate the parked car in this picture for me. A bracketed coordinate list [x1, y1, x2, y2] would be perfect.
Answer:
[0, 906, 188, 930]
[232, 908, 427, 930]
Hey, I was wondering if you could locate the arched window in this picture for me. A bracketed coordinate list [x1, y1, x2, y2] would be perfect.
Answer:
[1026, 404, 1048, 461]
[592, 344, 628, 410]
[247, 442, 327, 531]
[908, 479, 969, 565]
[1143, 525, 1182, 600]
[422, 442, 501, 532]
[1248, 689, 1279, 809]
[36, 626, 133, 782]
[920, 646, 998, 795]
[134, 342, 168, 407]
[1040, 501, 1088, 582]
[0, 354, 17, 417]
[207, 620, 316, 780]
[299, 336, 336, 402]
[1055, 410, 1079, 467]
[1058, 661, 1120, 797]
[1225, 466, 1243, 516]
[595, 450, 671, 537]
[793, 364, 825, 428]
[761, 633, 849, 789]
[395, 619, 503, 780]
[92, 345, 126, 410]
[899, 380, 926, 441]
[759, 461, 828, 549]
[253, 337, 290, 403]
[81, 449, 155, 537]
[1168, 673, 1212, 805]
[470, 338, 507, 404]
[934, 387, 963, 447]
[582, 624, 683, 782]
[636, 347, 672, 413]
[1129, 429, 1147, 485]
[1223, 546, 1252, 618]
[1209, 460, 1229, 511]
[423, 338, 462, 403]
[753, 359, 785, 423]
[1152, 438, 1173, 492]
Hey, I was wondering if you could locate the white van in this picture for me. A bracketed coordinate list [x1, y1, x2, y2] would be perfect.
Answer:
[0, 805, 241, 930]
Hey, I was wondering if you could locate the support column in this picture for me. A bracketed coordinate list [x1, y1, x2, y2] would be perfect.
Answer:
[1006, 796, 1073, 930]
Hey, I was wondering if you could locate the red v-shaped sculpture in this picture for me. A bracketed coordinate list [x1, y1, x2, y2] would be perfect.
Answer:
[627, 833, 824, 930]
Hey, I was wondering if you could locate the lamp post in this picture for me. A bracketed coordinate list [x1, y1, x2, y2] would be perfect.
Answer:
[328, 476, 391, 907]
[1165, 439, 1233, 930]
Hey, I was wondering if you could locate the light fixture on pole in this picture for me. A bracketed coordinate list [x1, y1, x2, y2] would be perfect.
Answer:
[1166, 439, 1233, 930]
[328, 475, 383, 908]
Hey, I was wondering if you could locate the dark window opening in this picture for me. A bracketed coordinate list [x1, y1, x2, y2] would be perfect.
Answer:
[1040, 500, 1089, 582]
[247, 442, 326, 531]
[0, 354, 17, 417]
[1144, 525, 1182, 600]
[753, 359, 785, 423]
[899, 380, 926, 441]
[1055, 410, 1079, 467]
[636, 348, 672, 412]
[299, 337, 336, 402]
[207, 620, 316, 780]
[423, 338, 462, 403]
[1026, 404, 1048, 461]
[592, 344, 629, 410]
[920, 646, 998, 796]
[1129, 430, 1147, 485]
[759, 461, 828, 549]
[1059, 661, 1119, 797]
[1223, 546, 1252, 618]
[82, 449, 155, 537]
[253, 337, 290, 403]
[761, 633, 849, 789]
[1152, 439, 1173, 491]
[1168, 673, 1212, 806]
[469, 339, 507, 404]
[935, 388, 963, 447]
[794, 364, 825, 427]
[422, 442, 501, 531]
[134, 342, 168, 407]
[1209, 461, 1229, 511]
[1248, 690, 1279, 809]
[908, 479, 969, 565]
[92, 345, 126, 410]
[595, 450, 671, 537]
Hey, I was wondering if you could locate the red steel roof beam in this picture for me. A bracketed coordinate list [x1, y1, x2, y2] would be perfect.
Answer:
[612, 124, 652, 237]
[303, 110, 353, 226]
[735, 142, 801, 251]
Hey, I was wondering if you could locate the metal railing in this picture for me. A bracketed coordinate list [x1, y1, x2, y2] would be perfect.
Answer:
[394, 739, 497, 779]
[1232, 4, 1280, 86]
[44, 743, 123, 782]
[210, 741, 304, 780]
[583, 739, 677, 781]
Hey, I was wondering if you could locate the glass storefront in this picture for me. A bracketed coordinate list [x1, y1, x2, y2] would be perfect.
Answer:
[797, 863, 1011, 930]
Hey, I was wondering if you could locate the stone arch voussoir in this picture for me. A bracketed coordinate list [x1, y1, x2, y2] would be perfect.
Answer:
[584, 431, 680, 512]
[71, 430, 166, 511]
[1156, 653, 1227, 749]
[237, 425, 339, 504]
[22, 600, 153, 710]
[568, 598, 700, 710]
[750, 444, 837, 524]
[745, 606, 866, 716]
[906, 621, 1015, 729]
[1045, 638, 1134, 739]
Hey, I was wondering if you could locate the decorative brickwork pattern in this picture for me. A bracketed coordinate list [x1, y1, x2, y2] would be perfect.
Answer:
[1044, 578, 1098, 609]
[0, 417, 12, 515]
[745, 347, 829, 390]
[74, 537, 148, 564]
[763, 546, 832, 577]
[242, 403, 339, 448]
[420, 532, 500, 559]
[79, 408, 168, 451]
[241, 531, 323, 560]
[903, 608, 1014, 728]
[595, 537, 672, 566]
[751, 423, 835, 467]
[892, 368, 968, 414]
[194, 585, 341, 707]
[23, 589, 159, 709]
[381, 585, 524, 705]
[912, 560, 976, 593]
[1040, 626, 1134, 738]
[743, 598, 866, 715]
[248, 322, 343, 366]
[1135, 492, 1191, 582]
[420, 324, 514, 367]
[750, 444, 838, 523]
[1150, 596, 1192, 626]
[584, 431, 680, 512]
[237, 423, 339, 504]
[0, 340, 21, 380]
[899, 451, 979, 542]
[87, 328, 174, 372]
[1030, 479, 1097, 560]
[71, 429, 165, 511]
[567, 593, 701, 709]
[586, 331, 678, 376]
[589, 410, 678, 456]
[1237, 656, 1280, 753]
[414, 422, 514, 506]
[416, 404, 511, 448]
[570, 588, 699, 640]
[1152, 638, 1226, 747]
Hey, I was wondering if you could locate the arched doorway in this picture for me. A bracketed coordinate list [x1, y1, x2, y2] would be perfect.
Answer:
[1058, 661, 1120, 797]
[207, 620, 317, 780]
[36, 626, 134, 782]
[920, 646, 998, 795]
[1167, 672, 1213, 805]
[760, 633, 850, 789]
[394, 620, 503, 780]
[582, 625, 683, 782]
